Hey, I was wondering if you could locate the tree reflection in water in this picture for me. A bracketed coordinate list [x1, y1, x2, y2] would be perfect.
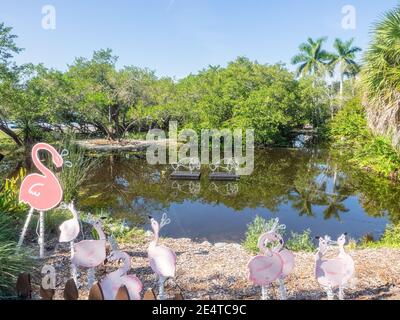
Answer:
[78, 148, 400, 241]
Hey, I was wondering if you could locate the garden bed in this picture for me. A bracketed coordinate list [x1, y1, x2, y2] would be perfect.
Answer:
[37, 236, 400, 300]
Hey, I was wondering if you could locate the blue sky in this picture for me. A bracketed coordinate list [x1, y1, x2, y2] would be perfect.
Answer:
[0, 0, 398, 79]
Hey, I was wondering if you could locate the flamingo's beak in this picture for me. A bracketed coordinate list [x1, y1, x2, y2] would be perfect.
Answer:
[148, 215, 153, 220]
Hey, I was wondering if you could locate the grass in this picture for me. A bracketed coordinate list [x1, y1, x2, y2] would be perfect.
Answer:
[0, 213, 38, 297]
[81, 210, 146, 245]
[242, 216, 316, 253]
[0, 131, 18, 155]
[58, 136, 98, 203]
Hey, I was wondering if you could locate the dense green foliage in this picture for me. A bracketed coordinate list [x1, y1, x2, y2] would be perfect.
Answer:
[362, 6, 400, 105]
[330, 97, 400, 178]
[2, 54, 330, 146]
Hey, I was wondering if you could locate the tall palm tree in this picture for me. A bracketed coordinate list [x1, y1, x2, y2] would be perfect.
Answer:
[362, 6, 400, 104]
[291, 37, 333, 80]
[330, 38, 361, 98]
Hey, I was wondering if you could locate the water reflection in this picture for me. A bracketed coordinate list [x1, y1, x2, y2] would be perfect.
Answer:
[79, 148, 400, 242]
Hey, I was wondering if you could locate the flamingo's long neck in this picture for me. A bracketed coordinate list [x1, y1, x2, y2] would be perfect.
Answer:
[94, 225, 106, 240]
[150, 227, 159, 250]
[32, 144, 57, 178]
[119, 253, 131, 276]
[338, 245, 347, 258]
[315, 248, 324, 261]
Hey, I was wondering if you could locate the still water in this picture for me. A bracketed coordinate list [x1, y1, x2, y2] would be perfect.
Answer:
[79, 148, 400, 243]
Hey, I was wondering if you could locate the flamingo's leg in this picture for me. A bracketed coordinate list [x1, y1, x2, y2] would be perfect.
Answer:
[338, 286, 345, 300]
[70, 241, 79, 288]
[261, 285, 269, 300]
[17, 207, 34, 250]
[87, 268, 95, 290]
[158, 276, 167, 300]
[278, 278, 287, 300]
[325, 285, 334, 300]
[39, 211, 45, 258]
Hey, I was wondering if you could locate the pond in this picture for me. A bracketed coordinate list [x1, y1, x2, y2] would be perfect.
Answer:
[77, 147, 400, 243]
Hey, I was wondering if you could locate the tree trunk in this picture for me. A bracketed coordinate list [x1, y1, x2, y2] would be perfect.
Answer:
[340, 74, 344, 100]
[0, 124, 23, 146]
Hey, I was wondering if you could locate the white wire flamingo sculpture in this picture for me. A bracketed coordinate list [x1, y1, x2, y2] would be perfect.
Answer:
[71, 214, 107, 289]
[148, 213, 176, 300]
[315, 234, 354, 300]
[58, 201, 81, 286]
[97, 250, 143, 300]
[247, 218, 295, 300]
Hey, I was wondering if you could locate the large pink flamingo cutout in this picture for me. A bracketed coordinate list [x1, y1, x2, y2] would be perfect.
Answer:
[247, 219, 295, 300]
[148, 213, 176, 300]
[315, 234, 354, 300]
[72, 216, 107, 289]
[98, 250, 143, 300]
[18, 143, 64, 258]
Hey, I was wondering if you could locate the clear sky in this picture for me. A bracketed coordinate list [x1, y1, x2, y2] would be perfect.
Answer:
[0, 0, 398, 79]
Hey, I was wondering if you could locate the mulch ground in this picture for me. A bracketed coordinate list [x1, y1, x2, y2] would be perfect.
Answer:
[33, 236, 400, 300]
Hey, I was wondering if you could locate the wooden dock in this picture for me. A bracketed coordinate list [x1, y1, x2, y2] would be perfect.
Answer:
[209, 172, 240, 181]
[170, 171, 201, 180]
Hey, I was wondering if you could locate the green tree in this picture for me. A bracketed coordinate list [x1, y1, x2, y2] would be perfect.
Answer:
[291, 37, 333, 80]
[330, 38, 361, 99]
[64, 49, 165, 140]
[0, 22, 23, 146]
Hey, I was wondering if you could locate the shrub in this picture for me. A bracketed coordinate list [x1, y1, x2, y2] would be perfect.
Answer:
[243, 216, 315, 253]
[359, 224, 400, 249]
[0, 168, 27, 216]
[286, 229, 316, 252]
[242, 216, 283, 254]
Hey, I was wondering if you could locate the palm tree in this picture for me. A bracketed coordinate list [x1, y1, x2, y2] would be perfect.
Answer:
[330, 38, 361, 98]
[291, 37, 333, 80]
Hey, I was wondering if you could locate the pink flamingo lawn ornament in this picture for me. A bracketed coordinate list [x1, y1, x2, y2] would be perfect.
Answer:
[247, 219, 295, 300]
[17, 143, 65, 258]
[72, 216, 107, 289]
[148, 213, 176, 300]
[98, 250, 143, 300]
[315, 234, 354, 300]
[59, 201, 81, 286]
